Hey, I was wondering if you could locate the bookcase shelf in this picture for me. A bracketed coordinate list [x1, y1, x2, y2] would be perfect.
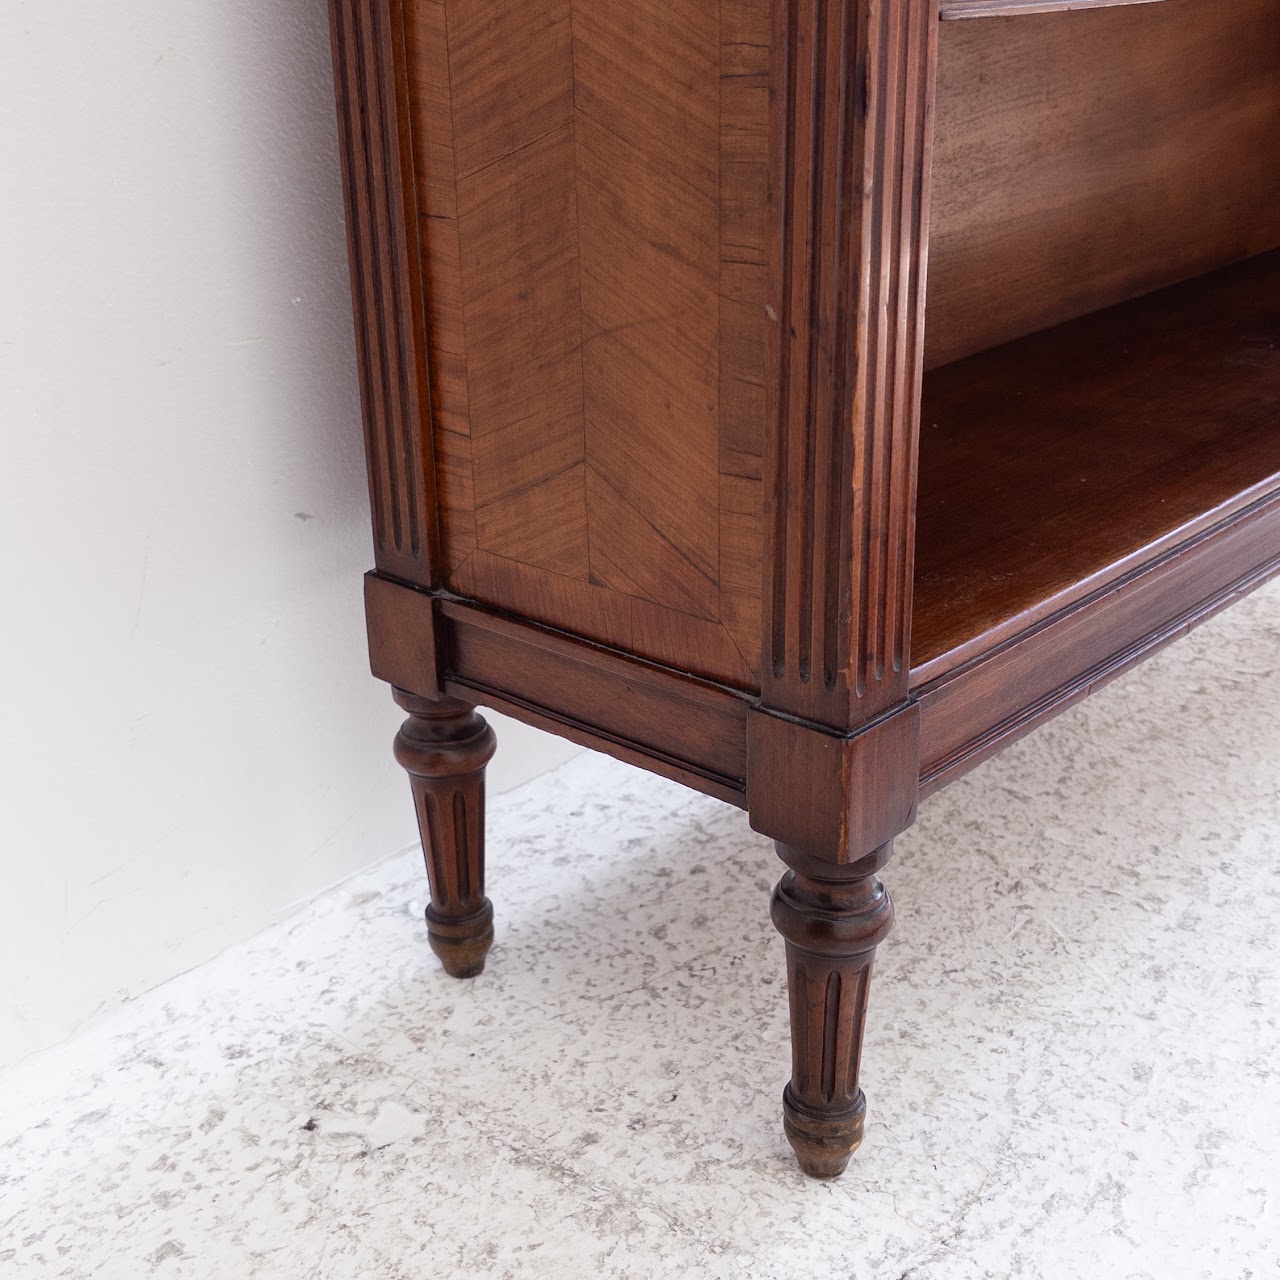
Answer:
[912, 250, 1280, 683]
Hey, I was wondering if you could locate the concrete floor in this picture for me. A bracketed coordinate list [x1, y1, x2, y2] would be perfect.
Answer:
[2, 579, 1278, 1280]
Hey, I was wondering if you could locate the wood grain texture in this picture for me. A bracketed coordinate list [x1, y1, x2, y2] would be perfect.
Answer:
[763, 0, 939, 730]
[575, 0, 721, 618]
[400, 0, 471, 574]
[719, 0, 773, 665]
[917, 490, 1280, 794]
[453, 549, 756, 687]
[450, 0, 589, 579]
[926, 0, 1280, 369]
[441, 597, 752, 805]
[913, 250, 1280, 680]
[402, 0, 770, 687]
[940, 0, 1165, 17]
[330, 0, 437, 586]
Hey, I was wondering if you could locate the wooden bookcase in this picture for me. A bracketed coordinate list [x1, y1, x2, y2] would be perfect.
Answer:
[328, 0, 1280, 1176]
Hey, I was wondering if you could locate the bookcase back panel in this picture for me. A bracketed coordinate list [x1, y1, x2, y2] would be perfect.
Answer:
[403, 0, 769, 688]
[925, 0, 1280, 369]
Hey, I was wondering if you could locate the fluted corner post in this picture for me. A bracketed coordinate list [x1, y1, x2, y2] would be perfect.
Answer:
[392, 689, 498, 978]
[753, 0, 937, 1179]
[771, 842, 895, 1178]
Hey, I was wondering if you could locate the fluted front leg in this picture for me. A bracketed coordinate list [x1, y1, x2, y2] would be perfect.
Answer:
[770, 842, 895, 1178]
[392, 689, 497, 978]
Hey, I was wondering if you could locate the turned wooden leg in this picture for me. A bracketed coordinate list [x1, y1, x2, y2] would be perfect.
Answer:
[392, 689, 497, 979]
[770, 841, 895, 1178]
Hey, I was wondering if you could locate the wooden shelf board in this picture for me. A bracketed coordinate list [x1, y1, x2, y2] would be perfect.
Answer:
[940, 0, 1167, 18]
[911, 250, 1280, 684]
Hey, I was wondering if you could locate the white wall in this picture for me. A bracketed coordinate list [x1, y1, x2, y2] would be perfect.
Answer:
[0, 1, 577, 1067]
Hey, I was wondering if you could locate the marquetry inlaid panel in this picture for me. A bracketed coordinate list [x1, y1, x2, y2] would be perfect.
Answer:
[403, 0, 770, 688]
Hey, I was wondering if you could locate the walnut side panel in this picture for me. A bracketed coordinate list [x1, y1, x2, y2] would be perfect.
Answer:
[763, 0, 938, 731]
[575, 0, 723, 620]
[446, 0, 590, 580]
[719, 0, 772, 680]
[330, 0, 437, 586]
[397, 0, 771, 691]
[404, 0, 475, 575]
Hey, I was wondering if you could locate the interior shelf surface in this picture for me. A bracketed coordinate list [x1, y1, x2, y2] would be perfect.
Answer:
[911, 250, 1280, 680]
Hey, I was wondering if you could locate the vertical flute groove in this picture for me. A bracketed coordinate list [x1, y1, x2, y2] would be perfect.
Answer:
[771, 0, 799, 682]
[764, 0, 936, 728]
[422, 792, 446, 906]
[820, 970, 842, 1104]
[328, 0, 434, 581]
[454, 789, 470, 903]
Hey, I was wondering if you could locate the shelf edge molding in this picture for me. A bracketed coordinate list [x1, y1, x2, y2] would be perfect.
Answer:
[940, 0, 1167, 19]
[916, 489, 1280, 794]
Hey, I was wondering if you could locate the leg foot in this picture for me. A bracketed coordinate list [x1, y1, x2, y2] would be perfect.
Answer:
[781, 1084, 866, 1179]
[393, 690, 497, 978]
[770, 842, 894, 1178]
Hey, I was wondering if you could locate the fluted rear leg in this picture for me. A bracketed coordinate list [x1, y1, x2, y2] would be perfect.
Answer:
[770, 842, 895, 1178]
[393, 689, 497, 978]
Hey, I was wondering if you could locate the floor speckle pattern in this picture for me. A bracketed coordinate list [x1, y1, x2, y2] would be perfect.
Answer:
[2, 580, 1279, 1279]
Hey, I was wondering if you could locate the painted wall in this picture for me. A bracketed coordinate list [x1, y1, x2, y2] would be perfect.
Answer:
[0, 1, 577, 1067]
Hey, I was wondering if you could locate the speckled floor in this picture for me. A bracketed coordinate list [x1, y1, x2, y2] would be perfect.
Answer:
[3, 580, 1279, 1280]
